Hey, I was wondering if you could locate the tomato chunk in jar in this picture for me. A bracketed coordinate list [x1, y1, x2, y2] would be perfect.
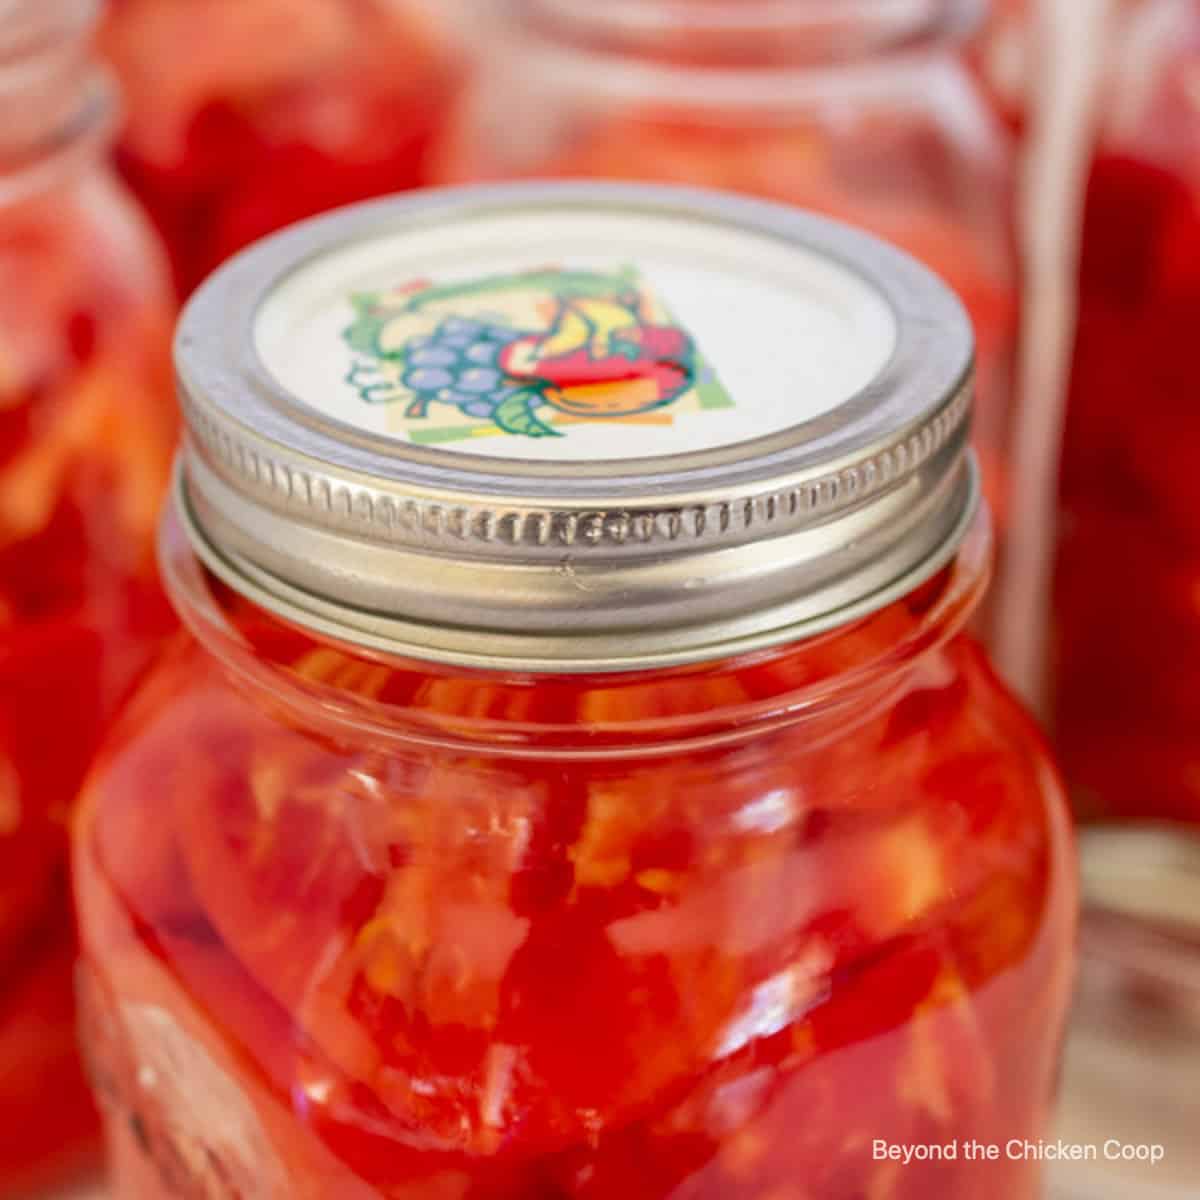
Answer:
[1054, 0, 1200, 822]
[74, 185, 1075, 1200]
[99, 0, 463, 296]
[0, 1, 178, 1186]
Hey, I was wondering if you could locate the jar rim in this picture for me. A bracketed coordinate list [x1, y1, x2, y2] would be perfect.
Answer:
[0, 0, 114, 209]
[159, 500, 991, 759]
[522, 0, 987, 47]
[473, 0, 989, 114]
[0, 68, 117, 208]
[0, 0, 98, 58]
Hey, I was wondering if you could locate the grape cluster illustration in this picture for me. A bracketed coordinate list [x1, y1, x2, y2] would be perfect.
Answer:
[401, 317, 524, 420]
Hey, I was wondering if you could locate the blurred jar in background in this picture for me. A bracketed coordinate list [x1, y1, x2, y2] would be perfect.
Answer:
[0, 0, 177, 1189]
[99, 0, 464, 297]
[433, 0, 1021, 631]
[1054, 0, 1200, 823]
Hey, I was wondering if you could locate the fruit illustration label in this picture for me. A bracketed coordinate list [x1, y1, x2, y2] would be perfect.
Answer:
[340, 266, 735, 447]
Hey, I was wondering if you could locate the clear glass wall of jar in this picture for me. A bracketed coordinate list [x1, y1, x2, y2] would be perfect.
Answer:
[73, 185, 1075, 1200]
[98, 0, 464, 297]
[0, 0, 178, 1189]
[1054, 0, 1200, 822]
[432, 0, 1021, 612]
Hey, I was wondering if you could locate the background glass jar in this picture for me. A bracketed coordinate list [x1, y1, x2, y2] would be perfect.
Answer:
[1053, 0, 1200, 823]
[432, 0, 1021, 601]
[98, 0, 464, 296]
[0, 0, 177, 1189]
[73, 185, 1075, 1200]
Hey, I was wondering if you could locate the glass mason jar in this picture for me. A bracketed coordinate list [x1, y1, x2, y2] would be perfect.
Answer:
[74, 185, 1075, 1199]
[0, 0, 177, 1189]
[432, 0, 1021, 607]
[97, 0, 464, 298]
[1053, 0, 1200, 822]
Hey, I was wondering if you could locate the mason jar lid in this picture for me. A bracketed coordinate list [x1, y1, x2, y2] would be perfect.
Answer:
[175, 182, 977, 672]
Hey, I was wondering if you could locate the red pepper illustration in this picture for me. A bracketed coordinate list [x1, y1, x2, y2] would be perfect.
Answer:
[500, 296, 694, 418]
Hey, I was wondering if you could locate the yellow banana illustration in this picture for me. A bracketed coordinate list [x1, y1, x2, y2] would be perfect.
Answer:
[536, 297, 641, 360]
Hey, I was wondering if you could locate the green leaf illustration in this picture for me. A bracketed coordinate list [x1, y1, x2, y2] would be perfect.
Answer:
[343, 308, 392, 358]
[345, 360, 408, 406]
[492, 387, 561, 438]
